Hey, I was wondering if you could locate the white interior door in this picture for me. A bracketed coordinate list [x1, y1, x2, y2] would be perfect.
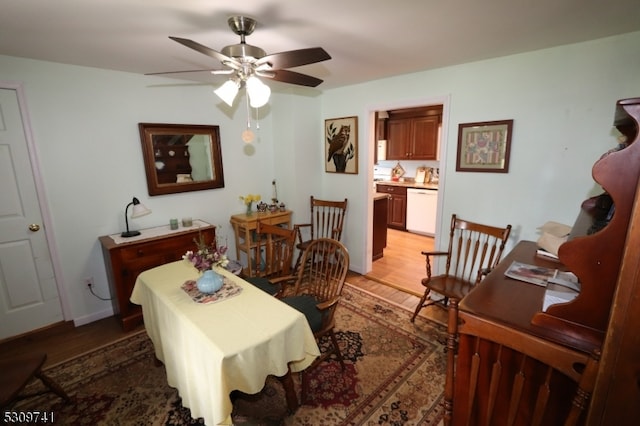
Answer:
[0, 87, 63, 339]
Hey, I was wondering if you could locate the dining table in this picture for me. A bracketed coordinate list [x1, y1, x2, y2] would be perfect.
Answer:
[130, 260, 320, 425]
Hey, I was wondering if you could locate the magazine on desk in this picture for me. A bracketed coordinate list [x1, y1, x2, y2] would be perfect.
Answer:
[504, 261, 581, 311]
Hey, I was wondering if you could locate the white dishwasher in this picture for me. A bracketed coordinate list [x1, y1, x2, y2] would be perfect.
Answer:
[406, 188, 438, 236]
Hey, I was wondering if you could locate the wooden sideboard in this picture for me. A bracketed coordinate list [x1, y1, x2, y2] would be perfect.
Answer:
[229, 210, 292, 277]
[587, 98, 640, 425]
[99, 221, 215, 331]
[445, 97, 640, 426]
[449, 241, 600, 425]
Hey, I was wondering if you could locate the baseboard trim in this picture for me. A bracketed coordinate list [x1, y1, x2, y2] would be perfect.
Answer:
[73, 307, 114, 327]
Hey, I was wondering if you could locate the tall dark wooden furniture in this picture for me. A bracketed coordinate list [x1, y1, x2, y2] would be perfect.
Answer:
[588, 98, 640, 425]
[99, 222, 215, 331]
[445, 97, 640, 426]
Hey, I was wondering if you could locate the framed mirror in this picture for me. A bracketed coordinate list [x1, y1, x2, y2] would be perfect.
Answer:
[139, 123, 225, 196]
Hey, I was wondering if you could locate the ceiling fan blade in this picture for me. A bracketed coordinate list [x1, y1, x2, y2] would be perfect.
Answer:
[145, 69, 228, 76]
[263, 69, 324, 87]
[169, 36, 240, 68]
[256, 47, 331, 70]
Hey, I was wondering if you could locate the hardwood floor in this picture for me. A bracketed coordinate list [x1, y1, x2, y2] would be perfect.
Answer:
[367, 228, 434, 296]
[0, 230, 444, 368]
[0, 315, 144, 367]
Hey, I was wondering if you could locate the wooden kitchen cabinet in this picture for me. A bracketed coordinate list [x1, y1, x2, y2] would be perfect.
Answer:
[99, 221, 216, 331]
[376, 184, 406, 230]
[372, 194, 389, 260]
[386, 119, 411, 160]
[386, 106, 441, 161]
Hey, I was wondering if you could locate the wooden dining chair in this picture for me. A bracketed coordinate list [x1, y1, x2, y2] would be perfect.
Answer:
[276, 238, 350, 403]
[0, 353, 71, 409]
[293, 196, 348, 272]
[411, 214, 512, 322]
[244, 222, 296, 296]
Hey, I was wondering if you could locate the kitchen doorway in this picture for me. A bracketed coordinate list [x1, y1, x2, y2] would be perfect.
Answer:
[366, 96, 449, 296]
[366, 229, 434, 296]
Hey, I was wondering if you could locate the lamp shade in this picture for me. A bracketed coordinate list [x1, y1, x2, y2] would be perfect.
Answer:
[121, 197, 151, 238]
[246, 76, 271, 108]
[131, 201, 152, 218]
[214, 80, 240, 106]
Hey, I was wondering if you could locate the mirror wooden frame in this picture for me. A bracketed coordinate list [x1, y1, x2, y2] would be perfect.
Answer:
[139, 123, 225, 196]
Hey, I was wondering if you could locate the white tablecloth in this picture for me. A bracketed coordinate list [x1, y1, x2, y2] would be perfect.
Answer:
[130, 261, 320, 425]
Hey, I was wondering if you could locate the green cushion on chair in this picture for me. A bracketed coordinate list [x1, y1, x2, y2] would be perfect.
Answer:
[282, 295, 322, 332]
[245, 277, 279, 296]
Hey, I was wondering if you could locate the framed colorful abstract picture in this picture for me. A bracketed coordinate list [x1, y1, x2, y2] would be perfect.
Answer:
[456, 120, 513, 173]
[325, 116, 358, 174]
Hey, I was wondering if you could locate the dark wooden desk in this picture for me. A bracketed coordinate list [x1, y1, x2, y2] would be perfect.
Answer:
[447, 240, 600, 426]
[460, 240, 601, 354]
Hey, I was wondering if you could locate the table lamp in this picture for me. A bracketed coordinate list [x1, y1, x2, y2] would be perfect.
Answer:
[121, 197, 152, 237]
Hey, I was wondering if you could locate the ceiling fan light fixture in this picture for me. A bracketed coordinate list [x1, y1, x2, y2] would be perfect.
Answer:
[214, 79, 240, 106]
[246, 76, 271, 108]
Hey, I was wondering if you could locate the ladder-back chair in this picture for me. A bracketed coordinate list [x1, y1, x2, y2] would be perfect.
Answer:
[0, 353, 71, 409]
[244, 222, 296, 296]
[411, 214, 512, 322]
[293, 196, 347, 272]
[278, 238, 350, 402]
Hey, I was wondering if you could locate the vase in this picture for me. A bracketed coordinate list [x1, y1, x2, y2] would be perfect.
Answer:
[196, 269, 224, 294]
[246, 202, 253, 216]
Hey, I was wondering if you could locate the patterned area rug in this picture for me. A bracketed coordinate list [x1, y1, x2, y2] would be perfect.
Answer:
[13, 283, 447, 425]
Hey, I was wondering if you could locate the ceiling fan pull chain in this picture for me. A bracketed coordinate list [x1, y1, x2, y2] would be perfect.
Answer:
[245, 94, 251, 129]
[242, 94, 255, 143]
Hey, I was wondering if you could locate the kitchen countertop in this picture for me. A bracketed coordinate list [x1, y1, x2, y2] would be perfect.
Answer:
[373, 192, 390, 201]
[375, 180, 439, 190]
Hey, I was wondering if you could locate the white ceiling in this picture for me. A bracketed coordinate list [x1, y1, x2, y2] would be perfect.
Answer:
[2, 0, 639, 90]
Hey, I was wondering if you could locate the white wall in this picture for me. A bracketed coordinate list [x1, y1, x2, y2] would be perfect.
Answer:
[1, 30, 638, 326]
[0, 55, 321, 324]
[320, 31, 640, 274]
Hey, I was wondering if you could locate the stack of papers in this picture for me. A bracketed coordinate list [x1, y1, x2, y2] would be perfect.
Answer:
[504, 261, 580, 311]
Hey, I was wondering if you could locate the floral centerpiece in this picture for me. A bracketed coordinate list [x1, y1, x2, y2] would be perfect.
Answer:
[183, 233, 229, 294]
[239, 193, 261, 216]
[183, 233, 229, 272]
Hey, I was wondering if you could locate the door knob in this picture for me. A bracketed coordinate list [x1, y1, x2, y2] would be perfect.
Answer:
[28, 224, 41, 232]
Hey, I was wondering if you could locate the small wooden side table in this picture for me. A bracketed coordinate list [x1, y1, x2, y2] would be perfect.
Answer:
[230, 210, 292, 277]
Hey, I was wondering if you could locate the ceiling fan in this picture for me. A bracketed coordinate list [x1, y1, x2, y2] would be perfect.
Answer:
[148, 16, 331, 107]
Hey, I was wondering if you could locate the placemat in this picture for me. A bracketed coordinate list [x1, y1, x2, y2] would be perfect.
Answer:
[181, 277, 243, 304]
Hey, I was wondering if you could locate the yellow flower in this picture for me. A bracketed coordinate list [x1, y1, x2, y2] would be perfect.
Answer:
[239, 194, 261, 206]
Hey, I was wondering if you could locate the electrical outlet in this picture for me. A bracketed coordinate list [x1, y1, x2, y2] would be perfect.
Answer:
[84, 277, 94, 288]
